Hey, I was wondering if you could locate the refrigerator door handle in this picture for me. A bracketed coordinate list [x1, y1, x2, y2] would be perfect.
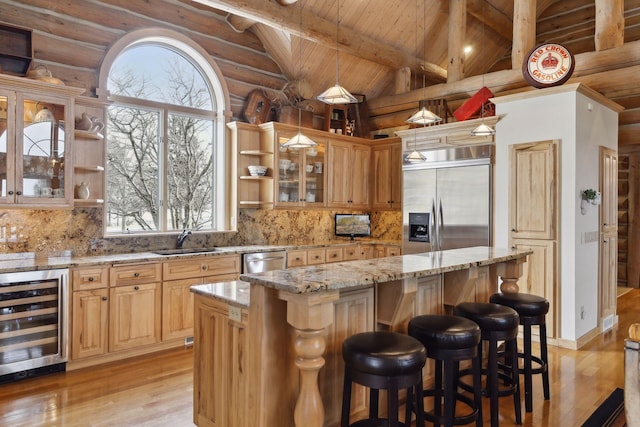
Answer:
[431, 199, 438, 250]
[438, 198, 444, 251]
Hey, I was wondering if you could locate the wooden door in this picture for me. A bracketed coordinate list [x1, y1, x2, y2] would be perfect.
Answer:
[71, 288, 109, 360]
[371, 144, 392, 209]
[600, 147, 618, 234]
[509, 141, 557, 239]
[509, 140, 558, 339]
[599, 146, 618, 328]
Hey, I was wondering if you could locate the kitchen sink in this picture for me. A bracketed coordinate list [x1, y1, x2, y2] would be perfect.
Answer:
[152, 247, 217, 255]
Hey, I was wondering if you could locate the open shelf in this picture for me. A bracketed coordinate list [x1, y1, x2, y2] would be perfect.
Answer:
[239, 175, 273, 180]
[74, 129, 104, 140]
[74, 198, 104, 205]
[74, 165, 105, 172]
[239, 150, 273, 156]
[239, 201, 274, 206]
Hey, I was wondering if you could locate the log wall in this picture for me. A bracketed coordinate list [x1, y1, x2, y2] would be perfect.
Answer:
[0, 0, 287, 119]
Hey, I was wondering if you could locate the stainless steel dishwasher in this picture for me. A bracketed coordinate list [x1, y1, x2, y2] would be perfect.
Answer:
[242, 250, 287, 274]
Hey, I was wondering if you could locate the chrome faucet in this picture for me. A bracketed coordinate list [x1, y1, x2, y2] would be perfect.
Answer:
[177, 230, 192, 249]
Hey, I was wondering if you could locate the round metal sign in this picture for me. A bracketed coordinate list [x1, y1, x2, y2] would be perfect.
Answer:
[522, 43, 575, 88]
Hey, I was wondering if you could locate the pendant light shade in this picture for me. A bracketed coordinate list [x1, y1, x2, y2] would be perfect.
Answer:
[406, 148, 426, 163]
[470, 122, 496, 137]
[317, 0, 357, 105]
[283, 0, 317, 149]
[317, 84, 358, 105]
[282, 130, 318, 148]
[406, 106, 442, 125]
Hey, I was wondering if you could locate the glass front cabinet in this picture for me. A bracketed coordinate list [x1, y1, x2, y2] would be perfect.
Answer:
[0, 76, 83, 207]
[274, 128, 326, 208]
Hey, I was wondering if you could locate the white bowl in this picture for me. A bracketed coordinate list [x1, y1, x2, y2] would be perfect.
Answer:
[248, 165, 268, 176]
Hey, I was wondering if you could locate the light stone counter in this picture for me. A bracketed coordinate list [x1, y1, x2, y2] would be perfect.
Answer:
[191, 280, 250, 308]
[240, 246, 530, 294]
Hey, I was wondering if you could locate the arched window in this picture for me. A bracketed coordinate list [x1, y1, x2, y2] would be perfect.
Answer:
[99, 29, 231, 234]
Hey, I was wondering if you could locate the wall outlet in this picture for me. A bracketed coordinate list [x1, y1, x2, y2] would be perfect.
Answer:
[580, 306, 585, 320]
[229, 305, 242, 322]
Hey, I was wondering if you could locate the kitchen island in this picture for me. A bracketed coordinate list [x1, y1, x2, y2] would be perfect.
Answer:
[191, 246, 531, 427]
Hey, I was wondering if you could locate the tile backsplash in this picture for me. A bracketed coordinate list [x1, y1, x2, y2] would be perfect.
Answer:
[0, 208, 401, 256]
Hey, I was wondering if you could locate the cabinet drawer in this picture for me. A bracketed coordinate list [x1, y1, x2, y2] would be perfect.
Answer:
[325, 247, 343, 263]
[201, 255, 241, 277]
[343, 245, 360, 261]
[287, 249, 307, 267]
[164, 255, 240, 281]
[72, 266, 109, 291]
[385, 246, 401, 257]
[306, 248, 326, 265]
[110, 263, 161, 287]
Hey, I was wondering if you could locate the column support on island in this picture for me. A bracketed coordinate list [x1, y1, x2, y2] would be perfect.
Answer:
[278, 290, 340, 427]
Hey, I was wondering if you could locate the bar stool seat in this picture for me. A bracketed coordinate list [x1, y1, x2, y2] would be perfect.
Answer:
[341, 331, 426, 427]
[490, 292, 550, 412]
[454, 302, 522, 427]
[408, 314, 483, 427]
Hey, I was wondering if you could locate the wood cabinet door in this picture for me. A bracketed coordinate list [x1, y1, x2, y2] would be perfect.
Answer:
[371, 142, 402, 210]
[371, 145, 392, 209]
[71, 288, 109, 360]
[327, 141, 352, 207]
[162, 278, 198, 341]
[511, 238, 557, 338]
[287, 249, 308, 267]
[350, 144, 371, 208]
[109, 282, 161, 352]
[509, 140, 557, 239]
[193, 296, 248, 427]
[320, 288, 375, 426]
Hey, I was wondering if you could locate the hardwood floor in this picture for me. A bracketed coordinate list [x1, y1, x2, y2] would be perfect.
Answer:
[0, 289, 637, 427]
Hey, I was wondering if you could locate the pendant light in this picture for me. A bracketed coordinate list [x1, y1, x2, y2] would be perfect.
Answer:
[406, 130, 426, 163]
[407, 0, 441, 125]
[282, 0, 318, 149]
[317, 0, 357, 104]
[470, 0, 495, 137]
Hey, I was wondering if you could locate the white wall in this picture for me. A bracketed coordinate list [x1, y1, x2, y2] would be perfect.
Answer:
[492, 83, 619, 345]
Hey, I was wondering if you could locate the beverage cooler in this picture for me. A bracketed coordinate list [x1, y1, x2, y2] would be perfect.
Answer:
[0, 268, 68, 383]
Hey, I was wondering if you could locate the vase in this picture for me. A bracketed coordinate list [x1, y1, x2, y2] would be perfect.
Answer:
[77, 182, 90, 199]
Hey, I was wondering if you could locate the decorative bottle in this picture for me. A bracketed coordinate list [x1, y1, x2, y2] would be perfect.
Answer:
[77, 182, 90, 199]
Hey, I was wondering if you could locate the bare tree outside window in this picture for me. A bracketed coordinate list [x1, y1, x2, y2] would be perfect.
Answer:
[106, 45, 216, 233]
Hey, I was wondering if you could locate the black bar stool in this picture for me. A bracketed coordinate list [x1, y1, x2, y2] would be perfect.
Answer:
[490, 292, 550, 412]
[454, 302, 522, 427]
[408, 314, 483, 427]
[341, 331, 426, 427]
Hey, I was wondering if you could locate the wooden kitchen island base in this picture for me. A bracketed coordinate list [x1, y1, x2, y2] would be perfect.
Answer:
[191, 247, 530, 427]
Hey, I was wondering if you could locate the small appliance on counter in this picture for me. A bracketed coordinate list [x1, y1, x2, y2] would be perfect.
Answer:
[334, 213, 371, 240]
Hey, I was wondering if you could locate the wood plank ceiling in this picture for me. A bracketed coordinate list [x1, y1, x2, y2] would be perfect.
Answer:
[2, 0, 640, 147]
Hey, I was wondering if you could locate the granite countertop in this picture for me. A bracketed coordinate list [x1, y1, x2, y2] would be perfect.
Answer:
[191, 280, 250, 308]
[0, 239, 401, 274]
[239, 246, 532, 295]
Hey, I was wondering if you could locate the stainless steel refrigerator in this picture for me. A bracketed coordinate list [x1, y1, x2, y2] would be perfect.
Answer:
[402, 145, 492, 254]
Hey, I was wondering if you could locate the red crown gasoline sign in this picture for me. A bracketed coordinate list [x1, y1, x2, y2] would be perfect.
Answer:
[522, 43, 575, 88]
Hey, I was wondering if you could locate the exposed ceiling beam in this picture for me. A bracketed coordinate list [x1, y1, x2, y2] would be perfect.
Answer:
[467, 0, 513, 41]
[193, 0, 447, 81]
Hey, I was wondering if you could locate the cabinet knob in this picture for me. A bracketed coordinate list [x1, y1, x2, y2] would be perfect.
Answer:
[16, 191, 21, 196]
[202, 265, 207, 271]
[88, 277, 94, 282]
[511, 228, 516, 232]
[134, 272, 140, 277]
[134, 285, 140, 291]
[101, 296, 108, 301]
[7, 190, 13, 195]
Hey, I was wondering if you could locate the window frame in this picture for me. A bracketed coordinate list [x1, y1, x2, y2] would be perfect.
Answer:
[97, 28, 234, 236]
